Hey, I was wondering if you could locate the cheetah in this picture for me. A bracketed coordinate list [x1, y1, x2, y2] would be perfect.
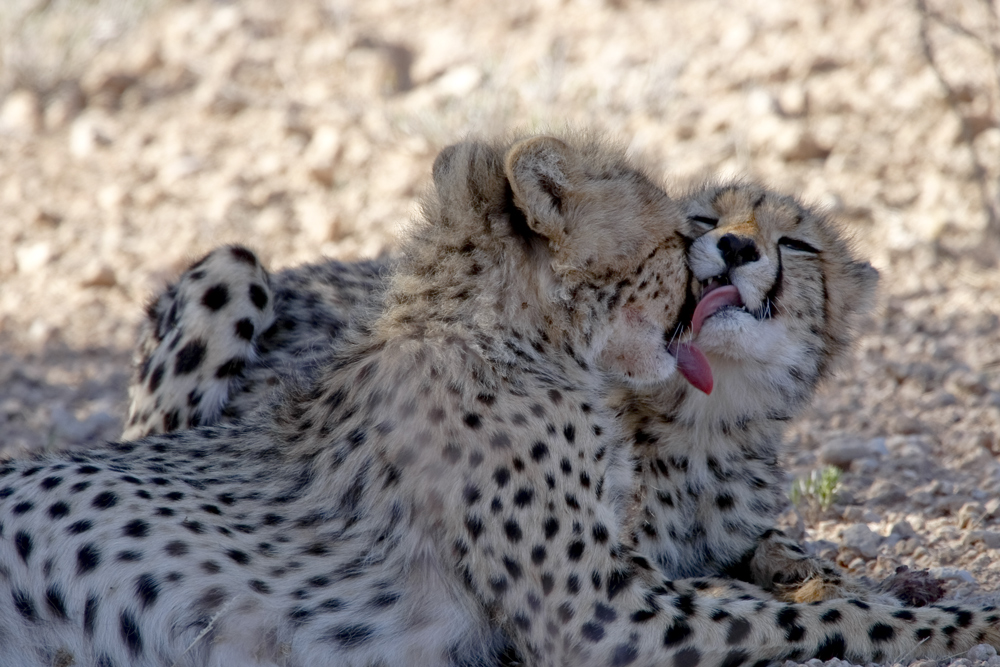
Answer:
[123, 184, 938, 608]
[5, 133, 996, 666]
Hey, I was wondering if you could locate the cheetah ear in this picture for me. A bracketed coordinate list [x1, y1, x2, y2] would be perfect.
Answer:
[431, 140, 508, 220]
[504, 136, 582, 248]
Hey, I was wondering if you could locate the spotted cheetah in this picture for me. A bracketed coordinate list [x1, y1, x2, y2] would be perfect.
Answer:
[6, 134, 996, 666]
[123, 180, 939, 609]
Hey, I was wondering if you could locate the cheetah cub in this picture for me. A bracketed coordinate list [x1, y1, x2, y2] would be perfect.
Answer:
[0, 133, 694, 666]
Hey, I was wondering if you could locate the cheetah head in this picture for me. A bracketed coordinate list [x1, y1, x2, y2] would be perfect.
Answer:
[682, 181, 878, 402]
[502, 135, 711, 390]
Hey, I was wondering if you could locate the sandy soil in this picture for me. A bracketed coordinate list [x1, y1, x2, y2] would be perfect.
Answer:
[1, 0, 999, 663]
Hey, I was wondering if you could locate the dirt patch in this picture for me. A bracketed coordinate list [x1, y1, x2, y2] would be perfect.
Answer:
[2, 0, 999, 662]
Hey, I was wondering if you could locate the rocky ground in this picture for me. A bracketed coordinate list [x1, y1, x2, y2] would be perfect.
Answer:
[1, 0, 999, 664]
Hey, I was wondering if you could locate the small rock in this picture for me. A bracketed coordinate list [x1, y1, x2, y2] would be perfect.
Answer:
[80, 264, 117, 288]
[69, 115, 113, 158]
[965, 530, 1000, 549]
[910, 661, 937, 667]
[44, 81, 85, 129]
[1, 89, 42, 133]
[958, 502, 985, 529]
[927, 566, 975, 584]
[305, 126, 343, 186]
[985, 497, 1000, 518]
[15, 242, 52, 273]
[780, 128, 831, 161]
[890, 520, 916, 539]
[973, 650, 1000, 664]
[819, 436, 871, 468]
[840, 523, 881, 559]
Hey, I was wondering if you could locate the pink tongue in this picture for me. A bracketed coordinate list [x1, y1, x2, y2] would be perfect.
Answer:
[691, 285, 743, 335]
[668, 342, 713, 395]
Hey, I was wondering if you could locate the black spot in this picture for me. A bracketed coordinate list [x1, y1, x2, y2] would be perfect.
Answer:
[513, 487, 534, 507]
[463, 413, 482, 429]
[117, 550, 143, 562]
[174, 339, 207, 375]
[916, 627, 933, 641]
[249, 284, 269, 310]
[370, 592, 401, 608]
[567, 541, 585, 561]
[12, 589, 38, 622]
[530, 442, 549, 461]
[67, 520, 92, 534]
[664, 619, 693, 645]
[201, 504, 222, 515]
[893, 609, 915, 621]
[504, 519, 523, 542]
[164, 541, 189, 557]
[77, 544, 101, 575]
[201, 561, 222, 574]
[815, 633, 847, 660]
[674, 647, 701, 667]
[182, 519, 206, 534]
[543, 517, 559, 540]
[595, 603, 617, 623]
[720, 649, 749, 667]
[40, 476, 63, 490]
[235, 318, 255, 341]
[563, 424, 576, 444]
[591, 523, 609, 544]
[493, 467, 511, 488]
[715, 494, 735, 510]
[123, 519, 150, 538]
[530, 545, 546, 565]
[201, 284, 230, 311]
[226, 549, 251, 565]
[229, 246, 258, 265]
[327, 624, 374, 647]
[15, 530, 33, 564]
[611, 643, 639, 666]
[249, 580, 271, 594]
[868, 622, 895, 643]
[216, 358, 246, 378]
[149, 363, 165, 392]
[465, 515, 484, 540]
[726, 617, 752, 644]
[135, 573, 159, 609]
[820, 608, 842, 623]
[847, 598, 870, 610]
[581, 622, 605, 642]
[120, 610, 143, 656]
[45, 585, 68, 620]
[92, 491, 118, 510]
[12, 501, 33, 514]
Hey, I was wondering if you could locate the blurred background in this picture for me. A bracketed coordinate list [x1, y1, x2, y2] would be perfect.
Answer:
[1, 0, 1000, 612]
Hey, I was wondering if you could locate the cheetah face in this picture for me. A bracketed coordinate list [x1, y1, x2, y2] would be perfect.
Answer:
[682, 182, 877, 375]
[504, 135, 709, 391]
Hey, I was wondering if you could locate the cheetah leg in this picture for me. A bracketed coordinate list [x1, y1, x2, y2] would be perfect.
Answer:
[123, 245, 275, 440]
[737, 529, 944, 607]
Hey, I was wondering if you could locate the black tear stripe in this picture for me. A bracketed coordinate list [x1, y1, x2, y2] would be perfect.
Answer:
[762, 251, 783, 316]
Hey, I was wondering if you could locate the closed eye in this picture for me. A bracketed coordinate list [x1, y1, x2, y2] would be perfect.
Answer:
[778, 237, 820, 254]
[689, 215, 718, 227]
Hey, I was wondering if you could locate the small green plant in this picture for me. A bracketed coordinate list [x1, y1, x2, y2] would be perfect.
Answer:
[789, 465, 842, 513]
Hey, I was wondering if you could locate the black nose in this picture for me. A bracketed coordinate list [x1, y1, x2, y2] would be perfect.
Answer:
[717, 233, 760, 267]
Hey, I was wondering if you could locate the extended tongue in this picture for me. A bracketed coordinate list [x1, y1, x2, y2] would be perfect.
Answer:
[691, 285, 743, 335]
[668, 342, 713, 395]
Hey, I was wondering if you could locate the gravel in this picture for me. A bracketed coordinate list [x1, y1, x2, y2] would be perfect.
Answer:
[1, 0, 999, 664]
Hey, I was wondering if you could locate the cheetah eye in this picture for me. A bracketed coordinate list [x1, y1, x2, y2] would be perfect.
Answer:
[778, 237, 820, 254]
[689, 215, 718, 228]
